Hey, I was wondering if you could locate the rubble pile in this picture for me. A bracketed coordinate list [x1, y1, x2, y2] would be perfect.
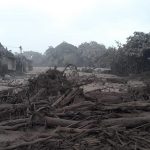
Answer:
[0, 69, 150, 150]
[0, 69, 71, 104]
[27, 69, 71, 98]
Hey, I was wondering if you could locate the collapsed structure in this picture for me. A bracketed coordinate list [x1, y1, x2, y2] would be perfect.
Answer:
[0, 43, 33, 76]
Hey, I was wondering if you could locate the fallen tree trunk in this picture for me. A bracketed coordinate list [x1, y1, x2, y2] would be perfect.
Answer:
[0, 123, 27, 130]
[102, 116, 150, 128]
[44, 116, 79, 127]
[56, 101, 94, 113]
[30, 88, 45, 102]
[51, 90, 70, 107]
[56, 127, 103, 134]
[0, 103, 27, 121]
[0, 118, 29, 126]
[57, 126, 87, 133]
[52, 88, 81, 108]
[2, 135, 59, 150]
[0, 103, 27, 112]
[103, 101, 150, 111]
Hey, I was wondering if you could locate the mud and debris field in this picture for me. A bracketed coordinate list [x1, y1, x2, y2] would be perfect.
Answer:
[0, 67, 150, 150]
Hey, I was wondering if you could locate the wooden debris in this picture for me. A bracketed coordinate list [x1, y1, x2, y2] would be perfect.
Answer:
[0, 68, 150, 150]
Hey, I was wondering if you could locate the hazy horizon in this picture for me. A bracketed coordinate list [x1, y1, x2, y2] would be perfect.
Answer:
[0, 0, 150, 53]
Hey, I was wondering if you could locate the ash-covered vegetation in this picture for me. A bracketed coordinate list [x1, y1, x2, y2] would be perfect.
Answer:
[23, 32, 150, 75]
[23, 41, 110, 68]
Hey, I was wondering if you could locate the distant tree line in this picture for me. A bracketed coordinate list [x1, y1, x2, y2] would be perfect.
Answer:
[23, 32, 150, 75]
[23, 41, 115, 68]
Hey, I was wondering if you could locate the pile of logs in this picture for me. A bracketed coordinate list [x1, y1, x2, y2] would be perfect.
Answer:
[0, 69, 150, 150]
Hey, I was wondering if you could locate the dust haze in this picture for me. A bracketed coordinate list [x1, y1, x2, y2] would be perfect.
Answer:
[0, 0, 150, 150]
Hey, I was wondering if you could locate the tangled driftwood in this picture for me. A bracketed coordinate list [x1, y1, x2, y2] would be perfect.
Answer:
[0, 68, 150, 150]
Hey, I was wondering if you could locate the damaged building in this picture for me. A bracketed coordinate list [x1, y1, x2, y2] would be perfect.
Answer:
[0, 43, 16, 75]
[0, 43, 32, 76]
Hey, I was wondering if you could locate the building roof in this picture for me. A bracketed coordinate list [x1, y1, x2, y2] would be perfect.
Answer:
[0, 43, 15, 59]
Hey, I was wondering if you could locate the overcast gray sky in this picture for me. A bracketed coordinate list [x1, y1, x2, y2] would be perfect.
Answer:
[0, 0, 150, 53]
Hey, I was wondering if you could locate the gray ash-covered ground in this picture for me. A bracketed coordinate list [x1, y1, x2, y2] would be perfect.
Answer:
[0, 68, 150, 150]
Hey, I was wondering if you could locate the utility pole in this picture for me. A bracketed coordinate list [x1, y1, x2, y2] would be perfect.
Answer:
[19, 46, 22, 54]
[19, 46, 23, 73]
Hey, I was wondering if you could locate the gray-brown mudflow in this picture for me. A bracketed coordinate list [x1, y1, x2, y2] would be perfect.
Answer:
[0, 68, 150, 150]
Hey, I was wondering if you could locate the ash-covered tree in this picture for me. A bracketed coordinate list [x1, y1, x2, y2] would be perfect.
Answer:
[111, 32, 150, 75]
[22, 51, 43, 67]
[78, 41, 107, 67]
[97, 47, 116, 68]
[43, 42, 81, 66]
